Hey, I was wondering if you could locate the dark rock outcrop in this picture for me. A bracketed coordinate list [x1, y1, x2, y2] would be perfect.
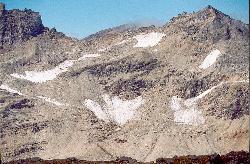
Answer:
[0, 4, 45, 49]
[3, 151, 249, 164]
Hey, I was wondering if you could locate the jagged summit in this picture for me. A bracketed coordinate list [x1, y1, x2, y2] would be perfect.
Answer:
[203, 5, 220, 12]
[198, 5, 231, 19]
[0, 3, 45, 49]
[169, 5, 230, 23]
[0, 2, 5, 11]
[0, 3, 247, 49]
[86, 5, 247, 44]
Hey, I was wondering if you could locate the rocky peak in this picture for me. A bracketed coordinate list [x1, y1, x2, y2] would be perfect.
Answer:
[197, 5, 231, 21]
[202, 5, 220, 14]
[0, 2, 5, 13]
[164, 5, 248, 43]
[0, 3, 45, 50]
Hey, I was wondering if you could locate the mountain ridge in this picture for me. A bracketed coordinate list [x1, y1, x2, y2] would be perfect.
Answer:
[0, 3, 248, 163]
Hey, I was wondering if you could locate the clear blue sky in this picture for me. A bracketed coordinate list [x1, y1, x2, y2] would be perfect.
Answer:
[1, 0, 249, 38]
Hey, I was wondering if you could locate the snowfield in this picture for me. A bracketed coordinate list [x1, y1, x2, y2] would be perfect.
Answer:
[10, 54, 100, 83]
[199, 49, 222, 69]
[133, 32, 165, 48]
[11, 60, 75, 83]
[0, 84, 24, 95]
[170, 80, 249, 125]
[171, 96, 205, 125]
[84, 94, 145, 125]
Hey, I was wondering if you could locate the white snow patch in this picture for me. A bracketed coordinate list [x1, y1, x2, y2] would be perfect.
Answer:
[199, 49, 222, 69]
[37, 96, 65, 106]
[170, 82, 224, 125]
[11, 60, 75, 83]
[133, 32, 165, 48]
[84, 94, 145, 125]
[0, 84, 24, 95]
[84, 99, 109, 121]
[171, 96, 205, 125]
[170, 80, 249, 125]
[11, 54, 100, 83]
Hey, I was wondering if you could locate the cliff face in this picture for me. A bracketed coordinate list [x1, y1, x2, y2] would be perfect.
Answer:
[0, 4, 249, 163]
[0, 3, 45, 49]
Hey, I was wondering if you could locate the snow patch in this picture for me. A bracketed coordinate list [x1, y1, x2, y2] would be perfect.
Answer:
[199, 49, 222, 69]
[170, 80, 249, 125]
[84, 94, 145, 125]
[170, 82, 224, 125]
[84, 99, 109, 121]
[171, 96, 205, 125]
[37, 96, 66, 106]
[133, 32, 165, 48]
[0, 84, 24, 95]
[11, 60, 75, 83]
[11, 54, 100, 83]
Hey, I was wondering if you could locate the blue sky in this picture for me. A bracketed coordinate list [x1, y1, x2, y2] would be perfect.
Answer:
[2, 0, 249, 38]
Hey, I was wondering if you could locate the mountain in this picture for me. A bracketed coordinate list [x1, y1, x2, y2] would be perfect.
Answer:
[0, 3, 249, 163]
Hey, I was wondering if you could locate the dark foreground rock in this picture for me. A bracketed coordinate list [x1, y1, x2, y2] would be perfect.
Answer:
[3, 151, 249, 164]
[0, 3, 45, 49]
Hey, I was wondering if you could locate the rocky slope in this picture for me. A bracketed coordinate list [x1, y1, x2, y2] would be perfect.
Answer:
[0, 4, 249, 163]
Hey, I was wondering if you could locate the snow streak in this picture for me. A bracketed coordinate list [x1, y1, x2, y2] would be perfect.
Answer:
[0, 84, 24, 95]
[11, 54, 100, 83]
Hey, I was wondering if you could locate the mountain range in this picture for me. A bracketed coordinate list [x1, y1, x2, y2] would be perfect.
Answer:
[0, 3, 249, 163]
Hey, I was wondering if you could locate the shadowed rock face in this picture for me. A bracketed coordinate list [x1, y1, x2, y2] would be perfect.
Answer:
[3, 151, 249, 164]
[0, 4, 249, 163]
[0, 6, 45, 49]
[86, 58, 158, 77]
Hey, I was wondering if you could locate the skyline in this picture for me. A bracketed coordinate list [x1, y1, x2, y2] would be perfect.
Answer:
[1, 0, 249, 38]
